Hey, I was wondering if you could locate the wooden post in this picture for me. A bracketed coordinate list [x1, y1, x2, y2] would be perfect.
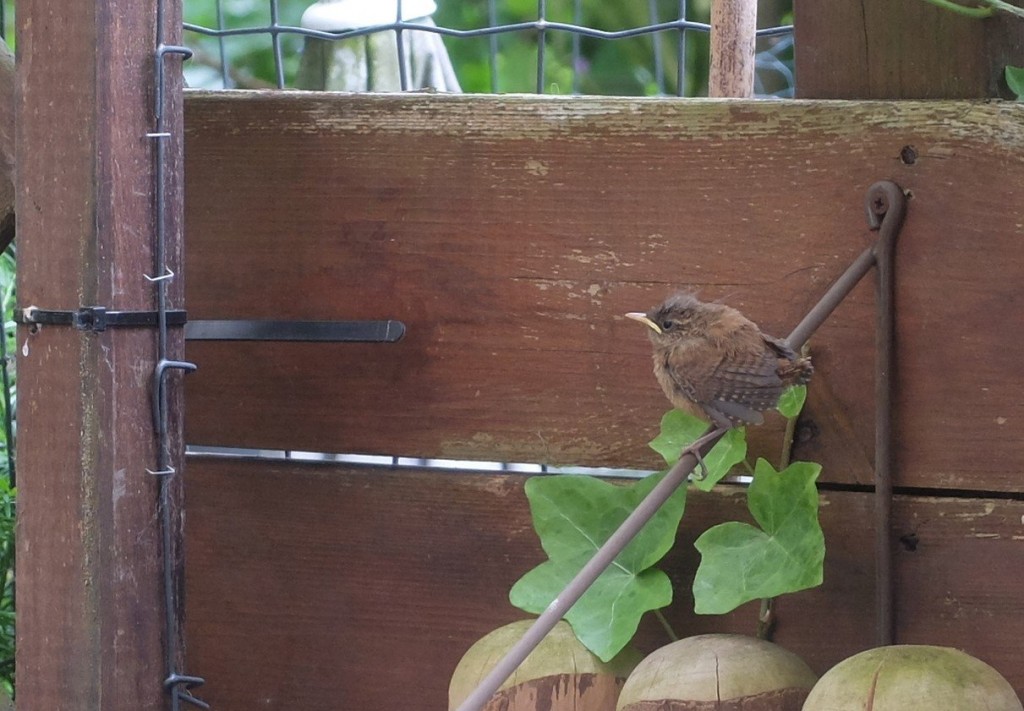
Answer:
[709, 0, 758, 97]
[16, 0, 187, 708]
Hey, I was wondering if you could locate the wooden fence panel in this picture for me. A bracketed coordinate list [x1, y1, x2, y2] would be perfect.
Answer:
[183, 93, 1024, 493]
[183, 457, 1024, 709]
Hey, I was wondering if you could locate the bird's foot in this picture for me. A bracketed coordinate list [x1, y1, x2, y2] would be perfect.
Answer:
[689, 448, 710, 481]
[679, 426, 731, 481]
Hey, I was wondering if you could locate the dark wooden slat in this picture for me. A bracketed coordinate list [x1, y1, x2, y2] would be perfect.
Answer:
[15, 1, 187, 709]
[183, 458, 1024, 709]
[183, 93, 1024, 492]
[795, 0, 1024, 99]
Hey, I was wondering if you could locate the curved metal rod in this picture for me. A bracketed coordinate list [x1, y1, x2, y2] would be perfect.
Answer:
[867, 180, 906, 646]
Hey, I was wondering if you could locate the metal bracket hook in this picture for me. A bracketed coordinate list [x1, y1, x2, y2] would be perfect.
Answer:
[864, 179, 907, 647]
[164, 674, 209, 710]
[866, 180, 907, 233]
[152, 359, 198, 436]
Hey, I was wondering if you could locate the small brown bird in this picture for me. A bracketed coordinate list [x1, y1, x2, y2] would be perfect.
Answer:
[626, 292, 812, 432]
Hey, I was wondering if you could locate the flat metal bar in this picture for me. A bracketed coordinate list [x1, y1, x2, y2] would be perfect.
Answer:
[185, 319, 406, 343]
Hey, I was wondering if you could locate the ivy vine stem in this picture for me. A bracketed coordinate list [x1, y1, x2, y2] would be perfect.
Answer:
[653, 609, 680, 643]
[916, 0, 994, 17]
[984, 0, 1024, 18]
[917, 0, 1024, 19]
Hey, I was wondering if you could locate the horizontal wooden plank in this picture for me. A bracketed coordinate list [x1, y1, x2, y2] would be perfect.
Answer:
[183, 92, 1024, 491]
[183, 457, 1024, 709]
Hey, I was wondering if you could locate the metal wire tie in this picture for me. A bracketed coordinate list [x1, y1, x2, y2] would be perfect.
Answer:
[145, 466, 176, 477]
[15, 306, 187, 333]
[164, 674, 210, 710]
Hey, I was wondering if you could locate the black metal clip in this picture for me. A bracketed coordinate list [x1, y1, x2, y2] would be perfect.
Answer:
[164, 673, 209, 710]
[16, 306, 187, 333]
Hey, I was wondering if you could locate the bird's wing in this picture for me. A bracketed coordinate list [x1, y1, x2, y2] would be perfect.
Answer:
[702, 349, 786, 427]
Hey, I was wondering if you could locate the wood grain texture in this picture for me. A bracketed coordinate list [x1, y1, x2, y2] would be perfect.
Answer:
[183, 458, 1024, 709]
[15, 1, 187, 709]
[183, 92, 1024, 492]
[709, 0, 757, 97]
[795, 0, 1024, 99]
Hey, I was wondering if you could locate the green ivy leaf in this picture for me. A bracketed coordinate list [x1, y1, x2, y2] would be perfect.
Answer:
[509, 472, 686, 661]
[1006, 66, 1024, 101]
[648, 410, 747, 491]
[777, 384, 807, 419]
[692, 459, 824, 614]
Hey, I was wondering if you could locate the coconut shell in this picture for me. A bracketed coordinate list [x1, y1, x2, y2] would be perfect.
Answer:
[803, 645, 1022, 711]
[617, 634, 817, 710]
[449, 619, 642, 711]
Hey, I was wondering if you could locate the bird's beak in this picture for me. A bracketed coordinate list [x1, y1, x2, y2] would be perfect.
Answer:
[625, 312, 662, 334]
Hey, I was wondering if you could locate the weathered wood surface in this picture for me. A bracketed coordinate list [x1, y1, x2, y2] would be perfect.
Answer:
[183, 457, 1024, 709]
[709, 0, 757, 97]
[183, 92, 1024, 492]
[796, 0, 1024, 99]
[16, 0, 187, 709]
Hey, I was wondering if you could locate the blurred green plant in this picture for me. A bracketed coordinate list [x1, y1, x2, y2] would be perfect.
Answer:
[184, 0, 305, 88]
[0, 244, 15, 698]
[1, 1, 13, 47]
[917, 0, 1024, 18]
[434, 0, 714, 95]
[1006, 65, 1024, 100]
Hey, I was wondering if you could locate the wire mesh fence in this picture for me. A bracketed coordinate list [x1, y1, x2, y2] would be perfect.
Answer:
[183, 0, 794, 97]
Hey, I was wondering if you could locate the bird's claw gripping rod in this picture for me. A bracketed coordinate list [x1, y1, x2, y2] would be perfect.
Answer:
[455, 180, 907, 711]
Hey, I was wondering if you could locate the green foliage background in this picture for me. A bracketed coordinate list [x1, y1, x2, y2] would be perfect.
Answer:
[180, 0, 793, 96]
[0, 246, 14, 698]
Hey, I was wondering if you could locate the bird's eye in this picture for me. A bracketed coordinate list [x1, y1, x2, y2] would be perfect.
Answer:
[661, 320, 673, 331]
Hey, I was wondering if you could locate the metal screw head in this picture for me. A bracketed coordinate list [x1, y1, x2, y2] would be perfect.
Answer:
[899, 145, 917, 165]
